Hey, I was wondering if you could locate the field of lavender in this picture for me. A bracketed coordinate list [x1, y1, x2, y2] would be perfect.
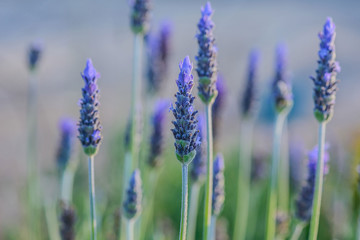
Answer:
[1, 0, 360, 239]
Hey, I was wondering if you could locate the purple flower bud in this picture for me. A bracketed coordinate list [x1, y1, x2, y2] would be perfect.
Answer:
[272, 43, 293, 113]
[295, 145, 329, 221]
[196, 2, 218, 104]
[130, 0, 151, 34]
[312, 17, 340, 123]
[146, 21, 172, 94]
[212, 153, 225, 216]
[212, 73, 226, 144]
[171, 56, 200, 164]
[148, 100, 169, 167]
[78, 59, 102, 157]
[60, 204, 76, 240]
[123, 169, 142, 220]
[56, 118, 76, 172]
[28, 42, 43, 70]
[241, 49, 260, 118]
[190, 114, 206, 182]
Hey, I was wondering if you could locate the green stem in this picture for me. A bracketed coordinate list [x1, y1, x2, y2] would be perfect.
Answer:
[126, 220, 135, 240]
[209, 216, 217, 240]
[290, 223, 305, 240]
[308, 122, 326, 240]
[266, 113, 286, 240]
[61, 158, 79, 204]
[179, 164, 189, 240]
[130, 33, 143, 170]
[278, 119, 289, 214]
[234, 118, 254, 240]
[88, 156, 97, 240]
[188, 183, 201, 240]
[203, 104, 214, 240]
[44, 201, 60, 240]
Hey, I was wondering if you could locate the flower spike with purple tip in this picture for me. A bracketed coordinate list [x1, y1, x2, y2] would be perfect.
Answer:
[311, 17, 340, 123]
[57, 118, 76, 173]
[28, 42, 43, 71]
[196, 2, 218, 104]
[78, 59, 102, 157]
[171, 56, 200, 164]
[123, 169, 143, 220]
[296, 146, 329, 221]
[130, 0, 151, 34]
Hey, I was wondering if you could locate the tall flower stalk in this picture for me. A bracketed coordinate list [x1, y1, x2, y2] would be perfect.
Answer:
[309, 17, 340, 240]
[171, 56, 200, 240]
[188, 115, 206, 240]
[266, 44, 293, 240]
[78, 59, 102, 240]
[291, 146, 330, 240]
[26, 42, 42, 239]
[195, 3, 218, 239]
[123, 169, 143, 240]
[234, 49, 260, 240]
[210, 154, 225, 240]
[129, 0, 150, 170]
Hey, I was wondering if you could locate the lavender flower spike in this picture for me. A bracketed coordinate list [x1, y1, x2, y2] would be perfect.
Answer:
[273, 44, 293, 113]
[57, 118, 76, 172]
[146, 21, 172, 94]
[190, 114, 206, 182]
[123, 169, 143, 220]
[212, 73, 226, 143]
[60, 204, 76, 240]
[241, 49, 260, 118]
[28, 42, 43, 70]
[311, 17, 340, 123]
[295, 145, 329, 221]
[196, 2, 218, 105]
[212, 153, 225, 216]
[130, 0, 151, 34]
[171, 56, 200, 164]
[78, 59, 102, 157]
[148, 100, 169, 167]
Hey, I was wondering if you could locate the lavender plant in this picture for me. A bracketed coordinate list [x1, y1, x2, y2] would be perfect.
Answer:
[129, 0, 151, 170]
[210, 154, 225, 240]
[309, 17, 340, 240]
[60, 204, 76, 240]
[78, 59, 102, 240]
[188, 115, 206, 240]
[266, 44, 293, 240]
[146, 21, 172, 95]
[234, 49, 260, 240]
[290, 146, 329, 240]
[171, 56, 200, 240]
[212, 74, 226, 148]
[195, 3, 218, 238]
[123, 169, 142, 240]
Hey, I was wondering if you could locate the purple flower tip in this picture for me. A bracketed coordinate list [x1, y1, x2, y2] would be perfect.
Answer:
[82, 59, 100, 83]
[324, 17, 335, 36]
[181, 56, 192, 74]
[60, 118, 76, 135]
[202, 2, 213, 17]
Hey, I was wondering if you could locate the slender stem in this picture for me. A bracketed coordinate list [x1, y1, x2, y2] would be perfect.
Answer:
[290, 223, 305, 240]
[203, 104, 214, 240]
[278, 119, 289, 214]
[130, 33, 143, 170]
[309, 122, 326, 240]
[188, 183, 201, 240]
[234, 118, 254, 240]
[88, 156, 97, 240]
[126, 220, 135, 240]
[44, 201, 60, 240]
[179, 164, 189, 240]
[209, 216, 217, 240]
[266, 113, 286, 240]
[61, 158, 79, 204]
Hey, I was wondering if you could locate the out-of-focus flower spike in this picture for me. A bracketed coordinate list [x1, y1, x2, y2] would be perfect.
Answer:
[190, 114, 206, 182]
[212, 73, 226, 143]
[123, 169, 143, 220]
[28, 42, 43, 71]
[130, 0, 151, 34]
[56, 118, 76, 173]
[212, 153, 225, 216]
[60, 204, 76, 240]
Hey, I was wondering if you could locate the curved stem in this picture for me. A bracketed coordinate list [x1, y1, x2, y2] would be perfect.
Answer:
[126, 219, 134, 240]
[234, 118, 254, 240]
[290, 223, 305, 240]
[130, 33, 143, 170]
[179, 164, 189, 240]
[88, 156, 97, 240]
[309, 122, 326, 240]
[278, 119, 289, 214]
[188, 183, 201, 240]
[203, 104, 214, 240]
[266, 113, 286, 240]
